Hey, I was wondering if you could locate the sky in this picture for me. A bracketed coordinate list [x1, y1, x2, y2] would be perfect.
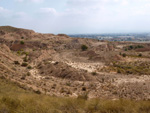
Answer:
[0, 0, 150, 34]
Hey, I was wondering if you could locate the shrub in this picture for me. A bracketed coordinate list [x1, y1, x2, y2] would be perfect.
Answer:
[124, 48, 128, 51]
[23, 57, 28, 62]
[24, 52, 29, 56]
[91, 72, 97, 76]
[138, 53, 142, 57]
[17, 51, 21, 55]
[129, 45, 133, 50]
[21, 62, 28, 67]
[82, 87, 87, 91]
[137, 45, 144, 48]
[66, 82, 71, 86]
[14, 61, 20, 65]
[27, 72, 31, 76]
[27, 66, 32, 69]
[81, 45, 88, 51]
[20, 41, 24, 45]
[122, 53, 126, 57]
[0, 78, 150, 113]
[117, 69, 121, 73]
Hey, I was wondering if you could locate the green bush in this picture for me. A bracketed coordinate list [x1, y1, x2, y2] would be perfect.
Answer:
[91, 72, 97, 76]
[129, 45, 133, 50]
[23, 57, 28, 62]
[81, 45, 88, 51]
[14, 61, 20, 65]
[122, 53, 126, 57]
[138, 53, 142, 57]
[110, 61, 150, 75]
[125, 45, 144, 51]
[21, 62, 28, 67]
[20, 41, 24, 45]
[27, 66, 32, 69]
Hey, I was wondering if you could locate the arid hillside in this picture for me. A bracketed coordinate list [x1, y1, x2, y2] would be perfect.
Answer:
[0, 26, 150, 100]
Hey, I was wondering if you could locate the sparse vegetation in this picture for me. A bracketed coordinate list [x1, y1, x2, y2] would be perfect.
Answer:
[91, 72, 97, 76]
[27, 72, 31, 76]
[20, 41, 24, 45]
[139, 53, 142, 57]
[23, 56, 28, 62]
[122, 53, 126, 57]
[14, 61, 20, 65]
[1, 26, 150, 112]
[124, 45, 144, 51]
[82, 87, 87, 91]
[17, 51, 21, 55]
[17, 50, 29, 57]
[1, 78, 149, 113]
[81, 44, 88, 51]
[102, 61, 150, 75]
[66, 82, 71, 86]
[21, 62, 28, 67]
[27, 65, 32, 69]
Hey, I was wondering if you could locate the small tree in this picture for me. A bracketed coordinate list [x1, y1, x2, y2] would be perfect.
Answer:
[23, 57, 28, 62]
[124, 48, 128, 51]
[81, 45, 88, 51]
[129, 45, 133, 50]
[20, 41, 24, 45]
[122, 53, 126, 57]
[138, 53, 142, 57]
[27, 65, 32, 69]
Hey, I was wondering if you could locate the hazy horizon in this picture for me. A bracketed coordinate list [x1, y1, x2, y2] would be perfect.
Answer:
[0, 0, 150, 34]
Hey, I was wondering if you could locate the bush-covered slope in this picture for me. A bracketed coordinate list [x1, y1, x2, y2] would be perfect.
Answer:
[0, 77, 150, 113]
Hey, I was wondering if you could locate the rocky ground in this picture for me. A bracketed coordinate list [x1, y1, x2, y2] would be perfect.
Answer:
[0, 26, 150, 100]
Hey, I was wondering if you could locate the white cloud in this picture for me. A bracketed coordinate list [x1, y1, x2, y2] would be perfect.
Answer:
[0, 6, 11, 18]
[13, 12, 29, 18]
[2, 0, 150, 33]
[0, 7, 9, 13]
[40, 8, 57, 15]
[121, 0, 128, 5]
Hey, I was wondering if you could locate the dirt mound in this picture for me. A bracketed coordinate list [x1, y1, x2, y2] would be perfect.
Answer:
[57, 34, 69, 38]
[65, 39, 81, 49]
[80, 50, 98, 58]
[0, 26, 34, 34]
[0, 26, 43, 40]
[11, 44, 26, 51]
[37, 60, 94, 81]
[95, 43, 115, 51]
